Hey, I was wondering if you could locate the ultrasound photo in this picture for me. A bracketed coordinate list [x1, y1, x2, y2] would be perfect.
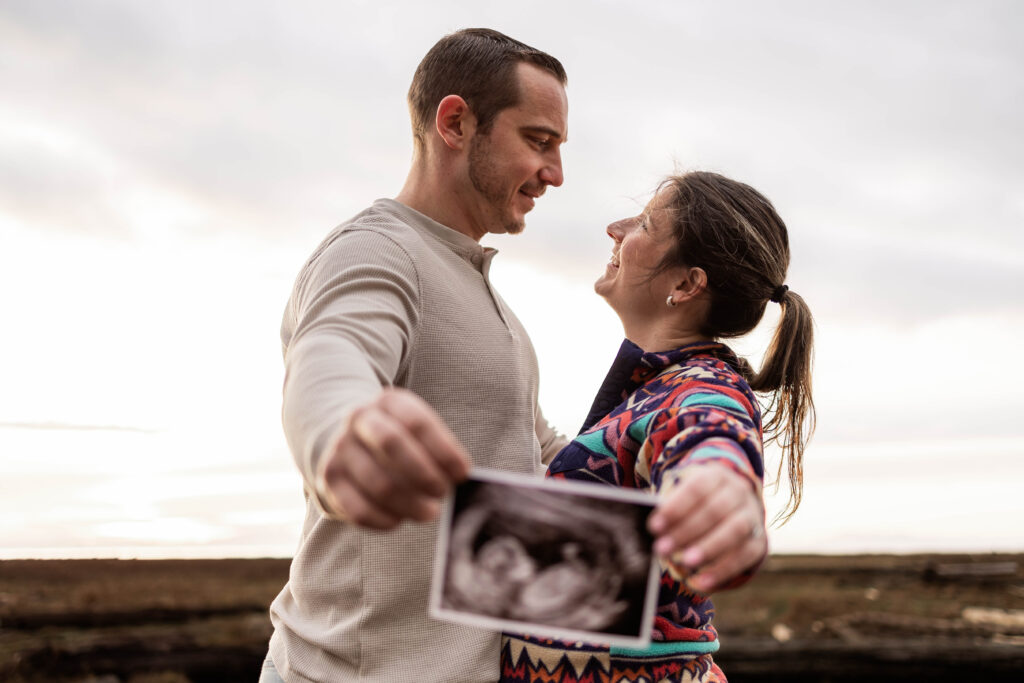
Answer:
[429, 469, 659, 647]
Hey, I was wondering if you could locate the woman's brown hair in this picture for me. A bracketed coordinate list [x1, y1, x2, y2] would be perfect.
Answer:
[656, 171, 815, 522]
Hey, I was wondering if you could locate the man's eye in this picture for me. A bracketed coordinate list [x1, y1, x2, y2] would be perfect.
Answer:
[531, 137, 550, 149]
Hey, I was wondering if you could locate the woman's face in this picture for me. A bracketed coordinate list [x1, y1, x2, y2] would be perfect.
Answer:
[594, 190, 688, 316]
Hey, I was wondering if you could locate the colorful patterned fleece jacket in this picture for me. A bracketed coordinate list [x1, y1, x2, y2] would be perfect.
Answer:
[501, 338, 766, 683]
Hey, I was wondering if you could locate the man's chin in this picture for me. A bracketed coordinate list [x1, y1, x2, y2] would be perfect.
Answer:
[482, 207, 526, 235]
[497, 212, 526, 235]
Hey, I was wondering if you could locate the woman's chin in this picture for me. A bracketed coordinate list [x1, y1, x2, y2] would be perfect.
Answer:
[593, 285, 620, 314]
[593, 273, 614, 297]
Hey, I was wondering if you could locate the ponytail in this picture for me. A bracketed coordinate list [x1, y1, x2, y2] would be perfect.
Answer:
[658, 171, 816, 523]
[750, 290, 815, 523]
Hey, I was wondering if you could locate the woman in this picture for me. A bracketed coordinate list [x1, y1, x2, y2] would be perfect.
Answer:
[501, 171, 815, 683]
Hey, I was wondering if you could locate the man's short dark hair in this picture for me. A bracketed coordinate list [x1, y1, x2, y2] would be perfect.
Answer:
[407, 28, 567, 151]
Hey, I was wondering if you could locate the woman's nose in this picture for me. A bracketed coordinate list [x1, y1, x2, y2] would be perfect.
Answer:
[607, 218, 629, 241]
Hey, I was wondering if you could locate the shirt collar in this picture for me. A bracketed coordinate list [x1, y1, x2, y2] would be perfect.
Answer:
[374, 198, 494, 266]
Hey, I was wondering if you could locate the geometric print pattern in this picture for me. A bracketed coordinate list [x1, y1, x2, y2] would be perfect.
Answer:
[500, 635, 728, 683]
[500, 339, 764, 682]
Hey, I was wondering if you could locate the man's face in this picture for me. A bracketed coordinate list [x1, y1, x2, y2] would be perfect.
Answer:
[465, 63, 568, 236]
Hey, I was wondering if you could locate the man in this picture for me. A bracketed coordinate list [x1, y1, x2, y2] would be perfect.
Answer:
[263, 29, 570, 682]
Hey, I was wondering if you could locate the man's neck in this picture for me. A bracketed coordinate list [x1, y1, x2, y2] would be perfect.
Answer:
[396, 162, 484, 241]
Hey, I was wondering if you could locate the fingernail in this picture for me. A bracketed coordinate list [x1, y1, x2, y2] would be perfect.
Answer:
[648, 515, 665, 534]
[691, 574, 714, 592]
[682, 548, 702, 568]
[655, 537, 675, 555]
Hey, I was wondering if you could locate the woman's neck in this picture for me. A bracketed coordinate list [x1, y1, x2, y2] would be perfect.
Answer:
[622, 321, 711, 354]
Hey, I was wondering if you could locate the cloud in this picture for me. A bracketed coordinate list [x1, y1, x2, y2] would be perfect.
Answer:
[2, 1, 1021, 342]
[0, 421, 157, 433]
[1, 1, 417, 238]
[3, 1, 1021, 253]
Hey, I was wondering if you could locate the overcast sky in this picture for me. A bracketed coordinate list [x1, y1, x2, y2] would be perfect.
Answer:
[1, 0, 1022, 557]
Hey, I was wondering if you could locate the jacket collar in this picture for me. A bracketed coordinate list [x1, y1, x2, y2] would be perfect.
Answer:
[578, 338, 741, 433]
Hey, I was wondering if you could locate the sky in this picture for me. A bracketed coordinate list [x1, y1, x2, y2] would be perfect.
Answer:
[1, 0, 1022, 558]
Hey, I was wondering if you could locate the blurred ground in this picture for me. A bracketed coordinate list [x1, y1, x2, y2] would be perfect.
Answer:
[1, 553, 1021, 681]
[712, 553, 1024, 681]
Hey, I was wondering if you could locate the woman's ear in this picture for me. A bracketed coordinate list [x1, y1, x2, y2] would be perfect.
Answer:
[672, 267, 708, 303]
[435, 95, 476, 150]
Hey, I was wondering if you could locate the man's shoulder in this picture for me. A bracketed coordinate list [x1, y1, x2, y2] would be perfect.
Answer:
[305, 200, 428, 265]
[329, 199, 423, 244]
[279, 204, 424, 308]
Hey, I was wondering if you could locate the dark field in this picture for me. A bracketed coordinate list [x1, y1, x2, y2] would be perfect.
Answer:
[1, 553, 1022, 682]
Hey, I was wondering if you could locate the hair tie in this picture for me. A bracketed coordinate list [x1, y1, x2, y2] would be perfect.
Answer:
[769, 284, 789, 303]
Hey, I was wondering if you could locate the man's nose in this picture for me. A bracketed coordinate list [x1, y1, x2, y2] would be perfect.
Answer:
[539, 152, 563, 188]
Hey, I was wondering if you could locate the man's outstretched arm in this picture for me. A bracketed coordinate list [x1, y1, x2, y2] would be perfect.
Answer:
[281, 227, 469, 528]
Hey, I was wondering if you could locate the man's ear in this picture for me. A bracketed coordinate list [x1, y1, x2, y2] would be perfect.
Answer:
[435, 95, 475, 150]
[671, 267, 708, 303]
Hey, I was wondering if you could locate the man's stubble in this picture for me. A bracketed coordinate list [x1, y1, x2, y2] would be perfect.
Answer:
[468, 132, 525, 236]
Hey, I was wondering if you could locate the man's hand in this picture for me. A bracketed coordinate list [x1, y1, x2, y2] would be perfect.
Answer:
[319, 388, 471, 529]
[647, 463, 767, 593]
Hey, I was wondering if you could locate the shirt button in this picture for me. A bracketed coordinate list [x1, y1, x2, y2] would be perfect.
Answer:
[471, 254, 482, 266]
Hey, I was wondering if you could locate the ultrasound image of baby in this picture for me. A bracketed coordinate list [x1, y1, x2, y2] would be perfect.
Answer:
[440, 477, 654, 635]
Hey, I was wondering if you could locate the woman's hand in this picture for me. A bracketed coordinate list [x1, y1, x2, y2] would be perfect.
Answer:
[647, 462, 767, 593]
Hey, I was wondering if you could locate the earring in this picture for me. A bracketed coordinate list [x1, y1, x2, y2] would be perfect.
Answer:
[666, 296, 676, 307]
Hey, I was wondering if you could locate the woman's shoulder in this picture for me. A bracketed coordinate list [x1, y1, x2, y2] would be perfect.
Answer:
[656, 352, 759, 418]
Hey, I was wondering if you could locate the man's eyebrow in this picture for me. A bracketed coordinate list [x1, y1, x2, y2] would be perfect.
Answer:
[521, 125, 568, 143]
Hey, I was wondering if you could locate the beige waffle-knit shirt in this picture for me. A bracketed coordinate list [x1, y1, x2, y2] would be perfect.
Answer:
[269, 198, 566, 682]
